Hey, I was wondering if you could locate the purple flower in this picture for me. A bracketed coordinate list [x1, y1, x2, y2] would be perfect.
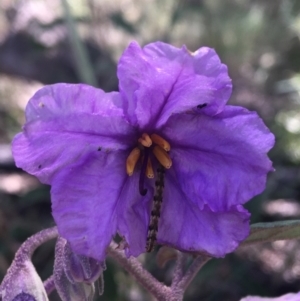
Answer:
[0, 243, 48, 301]
[241, 293, 300, 301]
[53, 237, 105, 301]
[12, 41, 274, 261]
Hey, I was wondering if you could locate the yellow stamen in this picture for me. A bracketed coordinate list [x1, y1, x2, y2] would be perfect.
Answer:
[138, 133, 152, 147]
[142, 133, 152, 144]
[126, 148, 141, 176]
[146, 158, 154, 178]
[151, 134, 170, 151]
[153, 146, 172, 169]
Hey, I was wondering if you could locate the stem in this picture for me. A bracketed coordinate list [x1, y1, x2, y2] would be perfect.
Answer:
[15, 227, 58, 262]
[44, 275, 56, 295]
[107, 242, 171, 301]
[167, 253, 210, 301]
[177, 255, 210, 291]
[170, 252, 186, 290]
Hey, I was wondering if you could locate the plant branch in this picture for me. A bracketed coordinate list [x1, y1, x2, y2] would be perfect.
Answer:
[16, 227, 58, 262]
[44, 275, 56, 295]
[171, 252, 186, 290]
[107, 242, 171, 301]
[177, 255, 211, 292]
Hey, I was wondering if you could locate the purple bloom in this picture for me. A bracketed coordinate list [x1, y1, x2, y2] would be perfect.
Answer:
[0, 258, 48, 301]
[12, 41, 274, 261]
[241, 293, 300, 301]
[53, 237, 105, 301]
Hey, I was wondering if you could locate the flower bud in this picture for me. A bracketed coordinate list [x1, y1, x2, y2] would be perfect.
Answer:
[0, 256, 48, 301]
[63, 241, 105, 284]
[54, 237, 105, 301]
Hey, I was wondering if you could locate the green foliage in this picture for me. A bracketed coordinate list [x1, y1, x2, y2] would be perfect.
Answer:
[243, 220, 300, 245]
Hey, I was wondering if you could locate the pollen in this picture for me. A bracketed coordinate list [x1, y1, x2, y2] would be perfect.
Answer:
[150, 134, 170, 151]
[138, 133, 152, 147]
[153, 146, 172, 169]
[146, 158, 154, 178]
[126, 147, 141, 176]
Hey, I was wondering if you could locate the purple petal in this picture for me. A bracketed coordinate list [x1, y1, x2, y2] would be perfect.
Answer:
[51, 151, 127, 261]
[241, 293, 300, 301]
[12, 84, 136, 184]
[51, 148, 155, 260]
[116, 174, 154, 257]
[118, 41, 231, 129]
[161, 105, 274, 211]
[157, 168, 250, 257]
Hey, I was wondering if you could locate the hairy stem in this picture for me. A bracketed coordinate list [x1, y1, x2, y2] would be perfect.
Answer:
[44, 275, 56, 295]
[166, 253, 210, 301]
[177, 255, 211, 292]
[107, 242, 171, 301]
[171, 252, 186, 290]
[15, 227, 58, 263]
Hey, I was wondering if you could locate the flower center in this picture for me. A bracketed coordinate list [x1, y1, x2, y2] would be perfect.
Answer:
[126, 133, 172, 192]
[126, 133, 171, 252]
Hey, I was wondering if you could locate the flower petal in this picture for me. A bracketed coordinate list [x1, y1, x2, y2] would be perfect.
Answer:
[157, 169, 250, 257]
[161, 105, 274, 211]
[12, 84, 136, 184]
[118, 41, 231, 129]
[51, 149, 154, 260]
[51, 151, 127, 261]
[241, 293, 300, 301]
[116, 175, 154, 257]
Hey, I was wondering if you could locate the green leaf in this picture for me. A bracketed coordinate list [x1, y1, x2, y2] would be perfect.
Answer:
[61, 0, 97, 86]
[241, 220, 300, 246]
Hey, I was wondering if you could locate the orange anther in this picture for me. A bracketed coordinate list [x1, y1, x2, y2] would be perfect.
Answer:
[142, 133, 152, 145]
[153, 146, 172, 169]
[146, 158, 154, 178]
[151, 134, 170, 151]
[138, 133, 152, 147]
[126, 148, 141, 176]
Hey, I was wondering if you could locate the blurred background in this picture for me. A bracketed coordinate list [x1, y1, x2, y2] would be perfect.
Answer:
[0, 0, 300, 300]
